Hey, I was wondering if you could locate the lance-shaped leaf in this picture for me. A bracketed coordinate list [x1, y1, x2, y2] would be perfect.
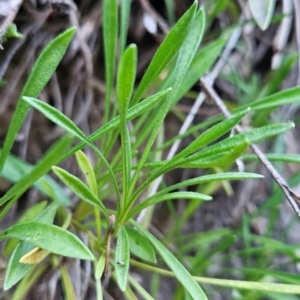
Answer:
[0, 27, 76, 173]
[117, 44, 137, 201]
[155, 172, 263, 198]
[0, 222, 94, 261]
[125, 226, 156, 263]
[148, 122, 295, 180]
[4, 203, 60, 290]
[75, 150, 98, 195]
[115, 225, 130, 291]
[128, 192, 211, 220]
[181, 142, 248, 169]
[52, 166, 107, 216]
[173, 108, 250, 161]
[179, 122, 294, 166]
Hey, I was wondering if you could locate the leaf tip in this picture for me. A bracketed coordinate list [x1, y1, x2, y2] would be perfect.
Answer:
[51, 166, 59, 173]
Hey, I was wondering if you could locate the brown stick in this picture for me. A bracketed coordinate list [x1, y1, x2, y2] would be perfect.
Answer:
[200, 76, 300, 218]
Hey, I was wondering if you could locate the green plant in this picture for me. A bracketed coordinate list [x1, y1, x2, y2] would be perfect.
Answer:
[1, 1, 300, 299]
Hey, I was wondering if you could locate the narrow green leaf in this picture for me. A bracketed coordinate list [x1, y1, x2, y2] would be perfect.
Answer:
[75, 150, 98, 195]
[175, 37, 226, 101]
[0, 27, 76, 174]
[95, 254, 106, 279]
[4, 203, 60, 290]
[52, 166, 107, 216]
[117, 44, 137, 113]
[132, 221, 208, 300]
[115, 225, 130, 291]
[0, 135, 73, 207]
[117, 44, 137, 201]
[155, 172, 263, 198]
[245, 86, 300, 111]
[132, 1, 198, 104]
[133, 122, 290, 201]
[103, 0, 118, 122]
[182, 142, 248, 169]
[125, 226, 157, 263]
[174, 108, 250, 161]
[22, 96, 121, 209]
[0, 222, 94, 261]
[157, 7, 207, 103]
[127, 6, 204, 205]
[175, 122, 295, 168]
[249, 0, 276, 30]
[129, 192, 211, 220]
[194, 276, 300, 294]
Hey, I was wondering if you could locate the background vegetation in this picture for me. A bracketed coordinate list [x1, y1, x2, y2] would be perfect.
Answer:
[1, 0, 300, 299]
